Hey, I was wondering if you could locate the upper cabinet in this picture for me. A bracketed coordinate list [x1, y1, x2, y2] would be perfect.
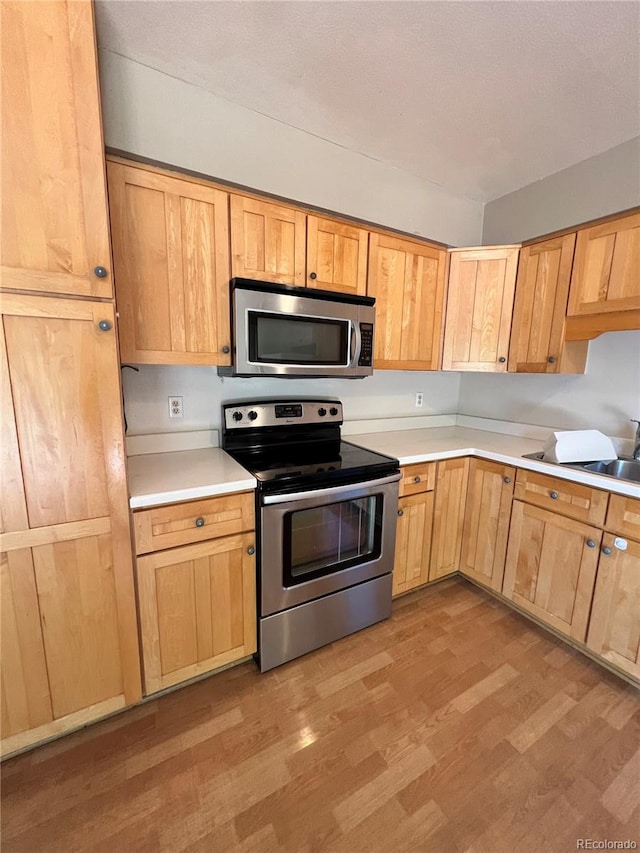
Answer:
[1, 1, 112, 299]
[442, 246, 519, 371]
[108, 161, 231, 365]
[509, 234, 587, 374]
[306, 216, 368, 295]
[368, 233, 447, 370]
[230, 196, 306, 286]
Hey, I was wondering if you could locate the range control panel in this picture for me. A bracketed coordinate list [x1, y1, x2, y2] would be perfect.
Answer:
[223, 400, 343, 430]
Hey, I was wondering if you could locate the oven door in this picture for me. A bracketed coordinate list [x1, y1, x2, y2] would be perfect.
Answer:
[260, 472, 400, 616]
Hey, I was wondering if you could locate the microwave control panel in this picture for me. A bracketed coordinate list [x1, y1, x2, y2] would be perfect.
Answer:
[358, 323, 373, 367]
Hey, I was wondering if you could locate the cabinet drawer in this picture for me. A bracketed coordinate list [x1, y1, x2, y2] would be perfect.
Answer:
[399, 462, 436, 496]
[606, 494, 640, 541]
[133, 492, 255, 555]
[514, 470, 608, 526]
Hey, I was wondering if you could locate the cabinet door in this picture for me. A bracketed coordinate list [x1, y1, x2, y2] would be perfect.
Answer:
[392, 492, 434, 597]
[567, 212, 640, 317]
[442, 247, 519, 371]
[460, 459, 515, 592]
[368, 233, 447, 370]
[230, 196, 306, 286]
[430, 458, 469, 580]
[137, 534, 257, 694]
[0, 294, 141, 755]
[587, 535, 640, 681]
[509, 234, 586, 374]
[503, 501, 601, 642]
[0, 1, 112, 298]
[306, 216, 368, 294]
[108, 161, 231, 365]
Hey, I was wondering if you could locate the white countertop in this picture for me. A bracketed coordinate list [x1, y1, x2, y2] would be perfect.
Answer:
[127, 425, 640, 508]
[127, 448, 256, 509]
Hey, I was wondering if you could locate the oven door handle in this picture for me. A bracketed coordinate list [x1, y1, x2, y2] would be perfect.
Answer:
[261, 471, 401, 505]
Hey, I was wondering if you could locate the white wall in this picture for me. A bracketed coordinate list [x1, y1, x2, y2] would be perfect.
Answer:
[98, 50, 483, 247]
[482, 138, 640, 244]
[121, 367, 461, 436]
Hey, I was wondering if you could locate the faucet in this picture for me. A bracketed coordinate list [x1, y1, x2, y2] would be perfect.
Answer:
[632, 419, 640, 460]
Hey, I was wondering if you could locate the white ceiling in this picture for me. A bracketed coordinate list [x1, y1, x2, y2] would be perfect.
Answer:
[95, 0, 640, 203]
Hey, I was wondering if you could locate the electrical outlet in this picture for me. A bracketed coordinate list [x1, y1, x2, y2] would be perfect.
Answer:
[168, 396, 183, 418]
[415, 392, 424, 408]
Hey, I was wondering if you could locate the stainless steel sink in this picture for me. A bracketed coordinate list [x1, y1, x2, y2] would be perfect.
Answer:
[521, 451, 640, 484]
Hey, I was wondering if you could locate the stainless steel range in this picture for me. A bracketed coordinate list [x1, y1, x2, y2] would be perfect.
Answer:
[221, 399, 401, 671]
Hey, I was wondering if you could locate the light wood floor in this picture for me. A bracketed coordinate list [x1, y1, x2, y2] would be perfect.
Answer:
[2, 578, 639, 853]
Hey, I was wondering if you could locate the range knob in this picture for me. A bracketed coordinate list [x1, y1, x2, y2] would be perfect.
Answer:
[232, 411, 243, 422]
[318, 407, 327, 417]
[248, 410, 258, 421]
[329, 407, 339, 416]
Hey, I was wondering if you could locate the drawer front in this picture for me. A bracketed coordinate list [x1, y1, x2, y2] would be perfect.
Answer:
[133, 492, 255, 555]
[606, 494, 640, 541]
[514, 469, 608, 526]
[399, 462, 437, 496]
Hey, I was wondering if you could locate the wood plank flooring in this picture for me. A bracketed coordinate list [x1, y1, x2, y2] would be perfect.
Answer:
[2, 578, 639, 852]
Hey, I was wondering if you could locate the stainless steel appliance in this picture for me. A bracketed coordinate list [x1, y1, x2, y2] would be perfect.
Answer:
[220, 279, 375, 378]
[222, 399, 400, 671]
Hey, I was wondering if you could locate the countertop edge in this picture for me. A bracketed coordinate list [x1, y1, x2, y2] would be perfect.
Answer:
[129, 478, 257, 510]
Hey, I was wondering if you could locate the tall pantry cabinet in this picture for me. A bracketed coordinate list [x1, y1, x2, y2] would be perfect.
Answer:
[0, 1, 142, 756]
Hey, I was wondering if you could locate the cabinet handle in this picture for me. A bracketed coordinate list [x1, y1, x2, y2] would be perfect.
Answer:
[503, 476, 511, 484]
[602, 546, 612, 556]
[498, 357, 506, 363]
[414, 476, 421, 483]
[549, 491, 558, 500]
[586, 539, 596, 548]
[247, 546, 255, 555]
[397, 509, 404, 517]
[195, 517, 205, 528]
[94, 265, 108, 278]
[221, 345, 231, 354]
[309, 272, 317, 280]
[548, 356, 557, 364]
[97, 320, 112, 332]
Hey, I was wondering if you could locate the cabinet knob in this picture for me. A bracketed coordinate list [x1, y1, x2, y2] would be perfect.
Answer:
[221, 345, 231, 354]
[397, 509, 404, 517]
[247, 546, 255, 555]
[94, 265, 108, 278]
[309, 272, 317, 280]
[195, 517, 205, 528]
[498, 357, 506, 363]
[602, 546, 612, 556]
[548, 356, 557, 364]
[549, 491, 558, 500]
[97, 319, 112, 332]
[414, 476, 421, 483]
[586, 539, 596, 548]
[503, 476, 511, 484]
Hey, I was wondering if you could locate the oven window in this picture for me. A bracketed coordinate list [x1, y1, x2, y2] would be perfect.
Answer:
[283, 495, 382, 586]
[249, 312, 349, 365]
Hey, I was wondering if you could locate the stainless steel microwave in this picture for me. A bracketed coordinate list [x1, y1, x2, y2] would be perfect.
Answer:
[220, 278, 375, 378]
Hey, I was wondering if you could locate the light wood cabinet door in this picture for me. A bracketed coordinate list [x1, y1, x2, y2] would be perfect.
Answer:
[137, 534, 257, 694]
[108, 161, 231, 365]
[306, 216, 368, 294]
[430, 458, 469, 580]
[567, 212, 640, 317]
[230, 196, 306, 286]
[442, 246, 519, 371]
[460, 459, 515, 592]
[587, 534, 640, 681]
[368, 233, 447, 370]
[0, 294, 141, 755]
[392, 492, 434, 597]
[606, 495, 640, 541]
[0, 1, 112, 298]
[509, 234, 587, 374]
[503, 501, 601, 642]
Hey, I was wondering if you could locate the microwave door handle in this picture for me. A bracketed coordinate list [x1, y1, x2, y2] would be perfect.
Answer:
[350, 321, 362, 367]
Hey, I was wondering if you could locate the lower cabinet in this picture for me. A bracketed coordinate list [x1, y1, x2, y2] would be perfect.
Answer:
[502, 501, 602, 642]
[392, 491, 434, 597]
[430, 458, 469, 581]
[136, 532, 257, 694]
[460, 459, 515, 591]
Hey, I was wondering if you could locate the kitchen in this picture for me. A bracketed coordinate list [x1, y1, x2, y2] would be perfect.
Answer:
[5, 4, 639, 849]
